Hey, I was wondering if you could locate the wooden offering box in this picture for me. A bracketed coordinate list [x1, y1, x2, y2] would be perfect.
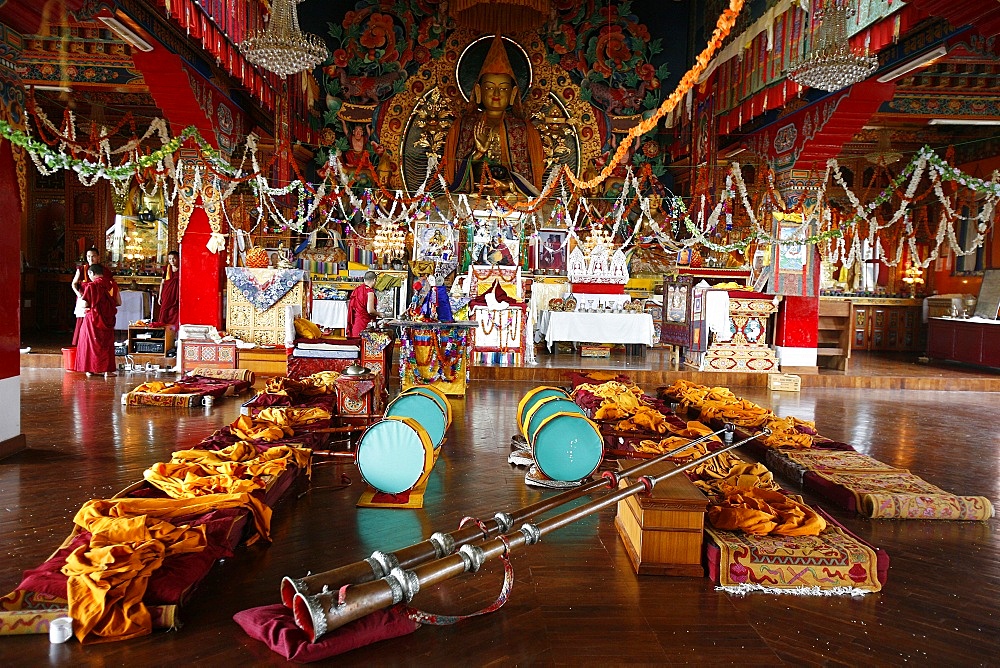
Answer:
[614, 459, 710, 576]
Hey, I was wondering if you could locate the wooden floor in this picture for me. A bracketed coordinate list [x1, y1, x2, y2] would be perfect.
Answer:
[1, 369, 999, 665]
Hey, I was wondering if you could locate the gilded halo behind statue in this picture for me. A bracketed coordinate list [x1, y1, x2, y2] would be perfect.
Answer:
[397, 32, 585, 199]
[455, 35, 533, 104]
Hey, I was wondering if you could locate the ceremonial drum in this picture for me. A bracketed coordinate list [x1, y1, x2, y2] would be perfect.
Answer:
[399, 385, 453, 432]
[356, 416, 436, 494]
[384, 390, 449, 449]
[516, 386, 569, 432]
[529, 412, 604, 482]
[521, 395, 586, 442]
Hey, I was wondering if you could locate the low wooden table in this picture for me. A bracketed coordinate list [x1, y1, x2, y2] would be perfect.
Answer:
[614, 459, 710, 576]
[237, 347, 288, 377]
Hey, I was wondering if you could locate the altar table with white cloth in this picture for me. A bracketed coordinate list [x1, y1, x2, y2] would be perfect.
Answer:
[541, 311, 655, 351]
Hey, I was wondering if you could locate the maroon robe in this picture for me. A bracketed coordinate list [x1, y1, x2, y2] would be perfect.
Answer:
[346, 284, 374, 338]
[72, 266, 119, 346]
[158, 266, 179, 325]
[74, 276, 119, 374]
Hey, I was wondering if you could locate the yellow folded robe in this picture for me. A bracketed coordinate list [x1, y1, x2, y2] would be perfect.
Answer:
[63, 493, 272, 643]
[144, 444, 312, 498]
[699, 398, 774, 427]
[230, 414, 291, 441]
[760, 416, 816, 449]
[708, 487, 826, 536]
[131, 381, 199, 395]
[254, 406, 331, 427]
[62, 513, 207, 643]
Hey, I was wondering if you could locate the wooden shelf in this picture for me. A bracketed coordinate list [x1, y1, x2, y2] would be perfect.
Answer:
[127, 325, 176, 356]
[817, 300, 851, 371]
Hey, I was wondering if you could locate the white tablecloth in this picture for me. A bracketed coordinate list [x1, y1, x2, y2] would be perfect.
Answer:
[542, 311, 655, 350]
[311, 299, 348, 329]
[115, 290, 150, 330]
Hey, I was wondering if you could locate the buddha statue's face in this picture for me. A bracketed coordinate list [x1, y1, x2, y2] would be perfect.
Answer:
[476, 73, 516, 113]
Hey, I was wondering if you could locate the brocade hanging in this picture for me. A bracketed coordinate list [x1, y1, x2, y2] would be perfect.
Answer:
[225, 268, 308, 312]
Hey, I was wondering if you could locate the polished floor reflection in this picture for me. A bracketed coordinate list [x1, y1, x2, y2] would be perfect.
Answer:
[2, 369, 998, 665]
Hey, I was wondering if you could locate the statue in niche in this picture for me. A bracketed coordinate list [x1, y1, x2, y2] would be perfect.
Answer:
[442, 35, 545, 198]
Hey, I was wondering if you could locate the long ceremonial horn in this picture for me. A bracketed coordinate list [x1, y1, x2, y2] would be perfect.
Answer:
[293, 427, 765, 641]
[280, 423, 735, 606]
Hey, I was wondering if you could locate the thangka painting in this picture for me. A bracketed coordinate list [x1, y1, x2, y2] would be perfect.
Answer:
[413, 222, 457, 262]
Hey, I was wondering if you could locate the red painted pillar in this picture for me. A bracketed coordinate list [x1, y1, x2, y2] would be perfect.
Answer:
[774, 294, 819, 371]
[178, 206, 226, 329]
[0, 142, 24, 456]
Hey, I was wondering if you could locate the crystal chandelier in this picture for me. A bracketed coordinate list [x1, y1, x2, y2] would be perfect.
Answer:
[240, 0, 328, 78]
[373, 224, 407, 262]
[787, 0, 877, 93]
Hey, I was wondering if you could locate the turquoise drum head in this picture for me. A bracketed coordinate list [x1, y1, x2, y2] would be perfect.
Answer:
[516, 386, 569, 432]
[532, 413, 604, 482]
[524, 396, 586, 442]
[385, 393, 448, 448]
[357, 418, 433, 494]
[401, 386, 452, 427]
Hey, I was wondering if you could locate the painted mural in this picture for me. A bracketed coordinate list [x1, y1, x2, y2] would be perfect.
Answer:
[314, 0, 671, 196]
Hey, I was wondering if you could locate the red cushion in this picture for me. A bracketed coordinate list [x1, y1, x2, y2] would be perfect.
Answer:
[234, 603, 420, 663]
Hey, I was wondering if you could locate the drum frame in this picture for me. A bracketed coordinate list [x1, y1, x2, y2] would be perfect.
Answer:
[356, 416, 435, 494]
[530, 411, 604, 482]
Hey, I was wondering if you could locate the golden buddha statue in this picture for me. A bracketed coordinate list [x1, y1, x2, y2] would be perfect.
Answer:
[443, 35, 545, 197]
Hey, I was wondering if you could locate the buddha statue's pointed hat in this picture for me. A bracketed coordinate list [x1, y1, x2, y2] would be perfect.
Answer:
[478, 34, 515, 79]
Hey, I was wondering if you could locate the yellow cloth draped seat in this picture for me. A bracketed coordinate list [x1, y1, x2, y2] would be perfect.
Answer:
[635, 421, 721, 456]
[699, 398, 773, 427]
[131, 381, 199, 395]
[708, 487, 826, 536]
[760, 416, 816, 449]
[62, 494, 273, 643]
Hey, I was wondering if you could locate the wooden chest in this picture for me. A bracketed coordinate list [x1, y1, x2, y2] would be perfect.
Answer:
[181, 341, 237, 373]
[614, 459, 710, 576]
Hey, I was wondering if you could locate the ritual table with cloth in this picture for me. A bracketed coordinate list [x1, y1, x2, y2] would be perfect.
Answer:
[390, 320, 476, 396]
[540, 311, 655, 352]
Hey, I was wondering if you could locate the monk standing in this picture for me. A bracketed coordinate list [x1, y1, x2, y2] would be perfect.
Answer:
[346, 271, 382, 337]
[71, 247, 120, 345]
[158, 250, 180, 325]
[73, 263, 119, 377]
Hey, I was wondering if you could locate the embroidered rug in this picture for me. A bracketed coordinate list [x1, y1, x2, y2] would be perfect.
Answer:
[808, 470, 995, 520]
[783, 449, 906, 474]
[705, 519, 884, 594]
[125, 392, 203, 407]
[767, 449, 905, 484]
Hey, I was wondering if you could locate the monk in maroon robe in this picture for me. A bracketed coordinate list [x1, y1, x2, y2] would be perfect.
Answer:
[158, 250, 180, 325]
[72, 247, 120, 346]
[346, 271, 381, 337]
[73, 264, 119, 376]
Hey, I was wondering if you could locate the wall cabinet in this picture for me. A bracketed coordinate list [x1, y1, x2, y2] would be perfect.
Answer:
[927, 318, 1000, 369]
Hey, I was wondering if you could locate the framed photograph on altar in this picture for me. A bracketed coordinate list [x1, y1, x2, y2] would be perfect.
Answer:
[413, 222, 457, 262]
[776, 217, 807, 272]
[533, 230, 567, 274]
[265, 248, 289, 267]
